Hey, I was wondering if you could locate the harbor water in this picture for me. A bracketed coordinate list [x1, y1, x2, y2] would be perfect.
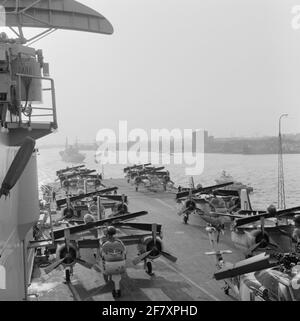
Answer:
[37, 148, 300, 209]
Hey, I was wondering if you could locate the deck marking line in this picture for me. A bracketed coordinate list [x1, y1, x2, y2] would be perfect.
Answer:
[67, 282, 81, 301]
[141, 288, 172, 301]
[160, 259, 220, 301]
[155, 198, 176, 210]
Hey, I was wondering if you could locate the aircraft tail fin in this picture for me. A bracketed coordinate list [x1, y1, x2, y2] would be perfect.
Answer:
[205, 225, 232, 267]
[240, 189, 252, 211]
[189, 177, 195, 189]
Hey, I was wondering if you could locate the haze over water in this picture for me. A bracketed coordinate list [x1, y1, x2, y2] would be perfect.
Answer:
[37, 148, 300, 210]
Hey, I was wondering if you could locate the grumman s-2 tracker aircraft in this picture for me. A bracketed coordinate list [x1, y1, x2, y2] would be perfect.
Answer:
[35, 211, 177, 298]
[175, 177, 240, 225]
[205, 217, 300, 301]
[124, 163, 175, 192]
[35, 165, 178, 298]
[1, 0, 298, 304]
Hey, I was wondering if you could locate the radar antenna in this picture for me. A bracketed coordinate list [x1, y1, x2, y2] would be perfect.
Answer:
[2, 0, 113, 44]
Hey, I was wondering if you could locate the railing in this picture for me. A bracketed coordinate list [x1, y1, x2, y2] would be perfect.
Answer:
[15, 73, 57, 129]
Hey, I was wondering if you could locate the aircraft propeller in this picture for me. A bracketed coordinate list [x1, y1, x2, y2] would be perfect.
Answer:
[123, 163, 151, 173]
[235, 205, 300, 227]
[176, 182, 234, 200]
[56, 186, 118, 207]
[242, 213, 283, 257]
[53, 211, 148, 239]
[132, 224, 177, 265]
[44, 258, 66, 274]
[45, 228, 94, 275]
[214, 252, 277, 281]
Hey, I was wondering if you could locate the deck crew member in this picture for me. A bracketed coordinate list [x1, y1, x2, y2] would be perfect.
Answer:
[99, 226, 127, 297]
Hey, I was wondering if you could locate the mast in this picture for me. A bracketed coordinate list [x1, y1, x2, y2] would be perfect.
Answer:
[278, 114, 288, 209]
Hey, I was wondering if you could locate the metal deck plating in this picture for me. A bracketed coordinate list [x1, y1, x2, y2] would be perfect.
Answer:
[28, 178, 242, 301]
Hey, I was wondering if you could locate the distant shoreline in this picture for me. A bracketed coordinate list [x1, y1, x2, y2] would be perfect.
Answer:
[205, 151, 300, 155]
[38, 145, 300, 156]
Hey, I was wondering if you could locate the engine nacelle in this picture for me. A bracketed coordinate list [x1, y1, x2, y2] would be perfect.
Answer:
[138, 236, 163, 260]
[163, 175, 170, 183]
[130, 172, 138, 180]
[95, 179, 101, 186]
[116, 203, 128, 214]
[62, 179, 70, 188]
[251, 230, 270, 249]
[185, 199, 196, 212]
[134, 176, 142, 184]
[56, 243, 78, 267]
[62, 207, 75, 219]
[88, 203, 98, 215]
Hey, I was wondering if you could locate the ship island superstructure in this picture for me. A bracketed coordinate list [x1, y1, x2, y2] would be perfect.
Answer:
[0, 0, 113, 300]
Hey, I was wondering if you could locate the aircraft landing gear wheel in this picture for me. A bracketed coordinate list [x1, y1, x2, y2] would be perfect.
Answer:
[103, 274, 109, 283]
[183, 215, 188, 224]
[146, 261, 153, 275]
[112, 289, 121, 298]
[65, 269, 70, 283]
[224, 284, 230, 295]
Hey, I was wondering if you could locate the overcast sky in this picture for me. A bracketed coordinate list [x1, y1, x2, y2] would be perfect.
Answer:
[5, 0, 300, 144]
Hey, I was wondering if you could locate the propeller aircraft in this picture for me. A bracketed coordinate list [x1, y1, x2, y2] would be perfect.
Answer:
[175, 179, 241, 225]
[206, 224, 300, 300]
[205, 224, 300, 301]
[124, 163, 152, 182]
[180, 181, 300, 258]
[56, 165, 85, 177]
[228, 205, 300, 258]
[31, 210, 177, 298]
[55, 187, 129, 221]
[57, 166, 103, 191]
[124, 164, 175, 192]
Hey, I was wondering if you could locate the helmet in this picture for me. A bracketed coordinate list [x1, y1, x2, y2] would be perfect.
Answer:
[77, 189, 85, 195]
[267, 204, 277, 215]
[292, 228, 300, 241]
[0, 32, 8, 40]
[294, 215, 300, 226]
[107, 226, 116, 236]
[83, 214, 95, 224]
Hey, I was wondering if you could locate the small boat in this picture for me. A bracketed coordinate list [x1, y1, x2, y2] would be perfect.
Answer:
[59, 138, 85, 163]
[215, 171, 253, 193]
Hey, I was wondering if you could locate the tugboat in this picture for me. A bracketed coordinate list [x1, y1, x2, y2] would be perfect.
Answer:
[215, 170, 253, 193]
[59, 138, 85, 163]
[0, 0, 113, 300]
